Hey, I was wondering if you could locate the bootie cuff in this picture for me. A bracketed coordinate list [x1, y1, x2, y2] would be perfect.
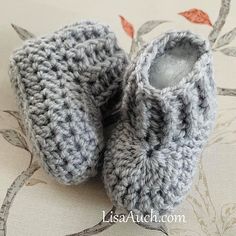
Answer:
[123, 31, 216, 141]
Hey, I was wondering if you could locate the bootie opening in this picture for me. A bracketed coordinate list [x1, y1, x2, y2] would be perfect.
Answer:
[149, 37, 200, 89]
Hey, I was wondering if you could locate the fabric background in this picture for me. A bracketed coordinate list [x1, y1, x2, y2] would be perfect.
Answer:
[0, 0, 235, 235]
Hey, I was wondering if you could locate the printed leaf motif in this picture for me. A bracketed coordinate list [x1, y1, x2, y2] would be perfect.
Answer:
[136, 221, 168, 235]
[26, 178, 47, 186]
[3, 110, 20, 119]
[217, 87, 236, 96]
[179, 8, 212, 26]
[119, 15, 134, 38]
[170, 228, 201, 236]
[0, 129, 27, 150]
[215, 27, 236, 48]
[187, 162, 220, 235]
[187, 195, 211, 235]
[196, 163, 217, 219]
[221, 203, 236, 233]
[0, 161, 40, 235]
[137, 20, 169, 37]
[208, 108, 236, 146]
[220, 47, 236, 56]
[66, 206, 118, 236]
[4, 110, 26, 135]
[11, 24, 35, 40]
[129, 39, 139, 58]
[208, 0, 231, 46]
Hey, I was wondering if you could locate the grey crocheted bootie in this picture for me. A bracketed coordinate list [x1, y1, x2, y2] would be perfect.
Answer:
[9, 21, 128, 184]
[103, 31, 217, 216]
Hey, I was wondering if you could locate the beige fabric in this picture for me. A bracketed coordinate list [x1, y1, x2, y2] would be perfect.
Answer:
[0, 0, 235, 235]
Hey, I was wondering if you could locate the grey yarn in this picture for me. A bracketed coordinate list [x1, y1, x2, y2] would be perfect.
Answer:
[9, 21, 129, 185]
[103, 31, 217, 216]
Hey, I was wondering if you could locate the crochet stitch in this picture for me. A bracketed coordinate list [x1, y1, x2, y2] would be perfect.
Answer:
[9, 21, 128, 184]
[103, 31, 217, 216]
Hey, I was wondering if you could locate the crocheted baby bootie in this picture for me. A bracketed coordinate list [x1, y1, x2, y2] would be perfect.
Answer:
[103, 31, 216, 216]
[9, 21, 128, 184]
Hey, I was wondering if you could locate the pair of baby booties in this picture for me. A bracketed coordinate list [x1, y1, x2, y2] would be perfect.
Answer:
[9, 21, 216, 217]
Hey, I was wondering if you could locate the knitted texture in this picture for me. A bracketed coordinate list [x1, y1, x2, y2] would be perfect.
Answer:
[9, 21, 129, 185]
[103, 31, 217, 216]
